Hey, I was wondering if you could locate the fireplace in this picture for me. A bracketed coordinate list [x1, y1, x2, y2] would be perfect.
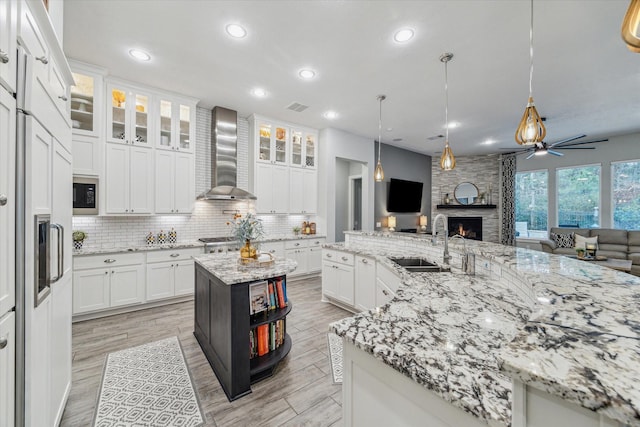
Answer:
[448, 216, 482, 241]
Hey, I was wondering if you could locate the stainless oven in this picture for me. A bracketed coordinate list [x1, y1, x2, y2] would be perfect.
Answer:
[73, 176, 98, 215]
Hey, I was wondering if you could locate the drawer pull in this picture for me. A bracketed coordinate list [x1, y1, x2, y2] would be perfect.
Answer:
[326, 253, 332, 258]
[0, 51, 9, 64]
[104, 259, 116, 264]
[269, 250, 276, 253]
[58, 95, 68, 101]
[341, 256, 349, 261]
[170, 253, 180, 257]
[36, 56, 49, 64]
[361, 259, 368, 264]
[0, 194, 7, 206]
[294, 243, 300, 246]
[0, 337, 7, 350]
[382, 289, 389, 296]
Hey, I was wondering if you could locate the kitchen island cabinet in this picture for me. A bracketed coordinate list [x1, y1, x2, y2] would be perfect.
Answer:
[193, 253, 296, 401]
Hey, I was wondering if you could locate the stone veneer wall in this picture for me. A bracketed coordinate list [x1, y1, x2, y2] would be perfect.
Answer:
[431, 155, 501, 243]
[72, 106, 315, 249]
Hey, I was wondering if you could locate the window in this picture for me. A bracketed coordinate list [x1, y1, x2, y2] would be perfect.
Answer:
[612, 160, 640, 230]
[515, 170, 548, 238]
[557, 165, 600, 228]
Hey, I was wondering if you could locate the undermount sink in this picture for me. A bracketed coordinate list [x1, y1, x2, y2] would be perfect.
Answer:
[389, 257, 449, 273]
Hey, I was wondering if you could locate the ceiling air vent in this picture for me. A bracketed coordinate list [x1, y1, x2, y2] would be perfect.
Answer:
[286, 102, 309, 112]
[427, 134, 445, 141]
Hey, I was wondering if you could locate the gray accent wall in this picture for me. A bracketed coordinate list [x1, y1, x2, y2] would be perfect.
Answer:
[374, 142, 432, 232]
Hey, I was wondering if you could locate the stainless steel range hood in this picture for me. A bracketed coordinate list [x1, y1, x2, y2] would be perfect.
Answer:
[197, 106, 256, 200]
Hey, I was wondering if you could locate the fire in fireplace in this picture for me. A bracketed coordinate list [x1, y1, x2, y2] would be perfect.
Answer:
[448, 216, 482, 241]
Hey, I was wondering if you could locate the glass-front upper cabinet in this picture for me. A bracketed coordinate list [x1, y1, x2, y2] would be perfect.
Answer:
[257, 121, 288, 164]
[156, 99, 194, 153]
[106, 82, 151, 146]
[69, 62, 105, 138]
[290, 128, 317, 169]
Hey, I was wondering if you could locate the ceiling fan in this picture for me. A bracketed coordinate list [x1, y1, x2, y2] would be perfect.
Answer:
[503, 134, 608, 159]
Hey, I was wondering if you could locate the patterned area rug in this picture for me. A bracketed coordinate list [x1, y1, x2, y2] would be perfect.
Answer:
[93, 336, 204, 427]
[327, 333, 343, 384]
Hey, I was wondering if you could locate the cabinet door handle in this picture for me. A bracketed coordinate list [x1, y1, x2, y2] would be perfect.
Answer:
[36, 56, 49, 64]
[294, 243, 300, 246]
[104, 259, 116, 264]
[58, 95, 68, 101]
[341, 256, 349, 261]
[326, 253, 332, 258]
[112, 270, 115, 274]
[0, 194, 7, 206]
[269, 250, 275, 253]
[104, 271, 108, 275]
[131, 209, 134, 213]
[170, 253, 180, 257]
[0, 337, 8, 349]
[0, 50, 8, 64]
[382, 289, 389, 296]
[361, 259, 368, 264]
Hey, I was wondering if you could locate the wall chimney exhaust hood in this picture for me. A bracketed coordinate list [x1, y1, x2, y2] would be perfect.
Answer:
[197, 106, 256, 200]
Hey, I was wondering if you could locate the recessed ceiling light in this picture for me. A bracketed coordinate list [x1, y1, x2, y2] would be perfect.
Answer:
[129, 49, 151, 61]
[483, 139, 497, 145]
[299, 69, 316, 79]
[226, 24, 247, 38]
[394, 28, 415, 43]
[323, 111, 338, 120]
[251, 88, 267, 98]
[386, 127, 393, 132]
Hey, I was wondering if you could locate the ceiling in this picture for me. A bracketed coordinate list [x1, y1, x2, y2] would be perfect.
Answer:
[63, 0, 639, 157]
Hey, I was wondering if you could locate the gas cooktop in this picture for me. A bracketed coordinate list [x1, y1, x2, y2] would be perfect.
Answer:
[198, 237, 234, 244]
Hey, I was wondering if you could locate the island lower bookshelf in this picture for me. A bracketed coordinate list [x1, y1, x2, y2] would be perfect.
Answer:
[193, 263, 292, 401]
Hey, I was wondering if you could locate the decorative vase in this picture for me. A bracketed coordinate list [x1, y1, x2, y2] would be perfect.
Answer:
[240, 239, 257, 260]
[73, 240, 83, 250]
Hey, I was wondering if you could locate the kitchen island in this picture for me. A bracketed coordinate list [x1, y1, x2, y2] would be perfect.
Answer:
[193, 253, 296, 401]
[329, 231, 640, 427]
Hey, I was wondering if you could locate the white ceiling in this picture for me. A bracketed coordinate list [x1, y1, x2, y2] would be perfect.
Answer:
[63, 0, 639, 156]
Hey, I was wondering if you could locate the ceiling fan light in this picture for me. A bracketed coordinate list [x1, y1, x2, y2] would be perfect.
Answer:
[440, 142, 456, 170]
[621, 0, 640, 52]
[534, 148, 547, 156]
[515, 97, 546, 145]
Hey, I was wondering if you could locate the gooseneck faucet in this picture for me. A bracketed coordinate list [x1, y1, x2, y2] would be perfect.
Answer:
[432, 214, 451, 265]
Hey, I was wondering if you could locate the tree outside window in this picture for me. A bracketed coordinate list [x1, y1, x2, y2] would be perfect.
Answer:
[515, 170, 548, 237]
[557, 165, 600, 228]
[612, 160, 640, 230]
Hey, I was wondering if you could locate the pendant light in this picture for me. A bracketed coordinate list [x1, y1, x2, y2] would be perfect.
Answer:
[515, 0, 546, 146]
[621, 0, 640, 53]
[374, 95, 386, 182]
[439, 53, 456, 171]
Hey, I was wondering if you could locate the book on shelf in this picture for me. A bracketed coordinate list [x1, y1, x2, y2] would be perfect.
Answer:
[249, 319, 287, 359]
[276, 279, 286, 308]
[268, 281, 276, 310]
[249, 280, 269, 315]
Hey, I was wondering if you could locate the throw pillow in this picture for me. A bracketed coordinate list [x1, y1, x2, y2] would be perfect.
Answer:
[574, 234, 598, 250]
[551, 232, 574, 248]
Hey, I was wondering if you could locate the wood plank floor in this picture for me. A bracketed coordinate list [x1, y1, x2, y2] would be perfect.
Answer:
[60, 276, 351, 427]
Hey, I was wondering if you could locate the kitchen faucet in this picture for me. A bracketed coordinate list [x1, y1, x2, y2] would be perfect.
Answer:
[449, 234, 476, 275]
[432, 214, 451, 265]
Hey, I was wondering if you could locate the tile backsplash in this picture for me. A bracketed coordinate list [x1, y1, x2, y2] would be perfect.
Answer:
[73, 106, 317, 248]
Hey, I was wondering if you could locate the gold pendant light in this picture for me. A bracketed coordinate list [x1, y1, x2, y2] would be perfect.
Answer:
[515, 0, 546, 146]
[439, 53, 456, 171]
[622, 0, 640, 53]
[374, 95, 386, 182]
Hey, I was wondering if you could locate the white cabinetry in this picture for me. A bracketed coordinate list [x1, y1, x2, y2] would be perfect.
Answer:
[255, 162, 289, 214]
[146, 247, 200, 301]
[156, 98, 195, 153]
[307, 239, 324, 273]
[73, 252, 145, 314]
[105, 142, 153, 214]
[0, 0, 17, 94]
[284, 238, 325, 277]
[106, 82, 151, 147]
[376, 262, 401, 307]
[355, 256, 376, 311]
[290, 128, 317, 169]
[0, 312, 15, 427]
[0, 88, 15, 316]
[155, 150, 194, 214]
[322, 249, 355, 306]
[289, 167, 317, 214]
[259, 241, 285, 259]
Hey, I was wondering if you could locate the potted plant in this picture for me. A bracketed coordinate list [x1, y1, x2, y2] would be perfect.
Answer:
[293, 226, 301, 236]
[228, 213, 264, 261]
[73, 230, 88, 249]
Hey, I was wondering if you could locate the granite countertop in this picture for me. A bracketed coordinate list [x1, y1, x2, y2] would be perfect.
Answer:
[72, 241, 205, 256]
[194, 253, 297, 285]
[258, 234, 326, 242]
[329, 232, 640, 426]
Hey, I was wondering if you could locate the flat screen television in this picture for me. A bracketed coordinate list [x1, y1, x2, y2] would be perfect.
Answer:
[387, 178, 423, 213]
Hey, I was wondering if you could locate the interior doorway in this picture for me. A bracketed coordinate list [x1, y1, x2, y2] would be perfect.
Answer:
[349, 176, 362, 231]
[335, 158, 368, 242]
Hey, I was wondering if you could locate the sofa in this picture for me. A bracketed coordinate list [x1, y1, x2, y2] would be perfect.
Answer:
[539, 227, 640, 277]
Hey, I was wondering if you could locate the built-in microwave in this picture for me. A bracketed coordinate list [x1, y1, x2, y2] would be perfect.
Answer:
[73, 176, 98, 215]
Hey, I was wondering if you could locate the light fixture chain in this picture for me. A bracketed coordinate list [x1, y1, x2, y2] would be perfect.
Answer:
[444, 59, 449, 142]
[529, 0, 534, 98]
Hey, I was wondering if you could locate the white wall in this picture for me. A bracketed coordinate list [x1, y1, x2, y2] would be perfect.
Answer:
[318, 128, 375, 243]
[516, 132, 640, 228]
